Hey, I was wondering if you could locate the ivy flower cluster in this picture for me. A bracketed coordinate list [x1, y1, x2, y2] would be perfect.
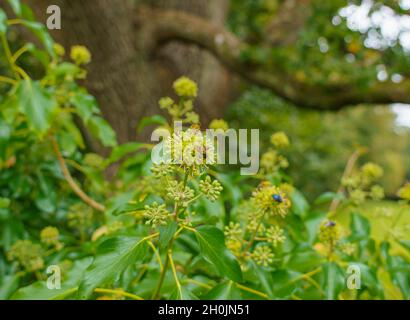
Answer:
[143, 77, 223, 229]
[317, 220, 355, 257]
[7, 226, 64, 275]
[342, 162, 385, 205]
[199, 176, 223, 201]
[397, 183, 410, 202]
[224, 181, 291, 268]
[260, 132, 290, 175]
[251, 182, 291, 218]
[40, 226, 63, 250]
[159, 76, 199, 123]
[144, 202, 171, 228]
[7, 240, 44, 273]
[163, 127, 216, 176]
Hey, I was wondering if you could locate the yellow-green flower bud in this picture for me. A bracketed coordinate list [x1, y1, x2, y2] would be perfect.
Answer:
[70, 45, 91, 65]
[199, 176, 223, 201]
[53, 43, 65, 56]
[143, 202, 170, 228]
[209, 119, 229, 132]
[319, 220, 341, 246]
[270, 132, 290, 148]
[40, 226, 60, 246]
[361, 162, 383, 180]
[397, 183, 410, 201]
[370, 185, 384, 201]
[252, 245, 274, 267]
[266, 225, 285, 247]
[173, 76, 198, 97]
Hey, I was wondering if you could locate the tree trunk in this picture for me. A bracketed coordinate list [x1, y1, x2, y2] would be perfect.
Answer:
[27, 0, 232, 143]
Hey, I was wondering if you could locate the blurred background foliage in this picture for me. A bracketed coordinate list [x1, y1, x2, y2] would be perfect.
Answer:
[226, 0, 410, 199]
[228, 87, 410, 199]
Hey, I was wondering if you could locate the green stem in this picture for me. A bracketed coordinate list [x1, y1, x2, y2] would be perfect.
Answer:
[1, 33, 20, 79]
[152, 240, 173, 299]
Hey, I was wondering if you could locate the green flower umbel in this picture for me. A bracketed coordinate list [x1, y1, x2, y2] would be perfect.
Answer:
[7, 240, 44, 272]
[252, 245, 274, 267]
[199, 176, 223, 201]
[173, 76, 198, 98]
[144, 202, 171, 228]
[251, 182, 291, 218]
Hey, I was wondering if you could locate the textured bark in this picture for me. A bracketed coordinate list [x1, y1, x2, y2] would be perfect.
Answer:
[26, 0, 231, 143]
[9, 0, 410, 143]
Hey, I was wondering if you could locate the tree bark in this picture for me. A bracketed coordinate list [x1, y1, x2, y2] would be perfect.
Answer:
[26, 0, 232, 143]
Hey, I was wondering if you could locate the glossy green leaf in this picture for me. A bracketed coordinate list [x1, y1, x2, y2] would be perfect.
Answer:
[314, 192, 345, 205]
[350, 213, 371, 240]
[70, 91, 100, 123]
[271, 270, 301, 298]
[106, 142, 146, 165]
[159, 221, 178, 250]
[77, 236, 148, 299]
[203, 281, 241, 300]
[290, 189, 310, 219]
[137, 115, 167, 133]
[170, 286, 198, 300]
[194, 226, 242, 282]
[17, 80, 57, 136]
[320, 262, 345, 300]
[11, 258, 91, 300]
[87, 116, 117, 147]
[20, 20, 54, 56]
[7, 0, 22, 16]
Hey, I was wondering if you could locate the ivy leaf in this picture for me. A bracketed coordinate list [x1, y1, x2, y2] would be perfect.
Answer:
[137, 115, 167, 133]
[77, 236, 148, 299]
[0, 274, 20, 299]
[194, 226, 242, 282]
[320, 262, 345, 300]
[350, 213, 371, 241]
[170, 286, 198, 300]
[11, 258, 91, 300]
[7, 0, 22, 16]
[70, 91, 100, 123]
[290, 189, 310, 219]
[203, 281, 241, 299]
[271, 270, 301, 299]
[0, 9, 7, 34]
[17, 79, 57, 136]
[314, 192, 345, 205]
[87, 116, 117, 147]
[158, 221, 178, 250]
[20, 20, 54, 56]
[106, 142, 146, 165]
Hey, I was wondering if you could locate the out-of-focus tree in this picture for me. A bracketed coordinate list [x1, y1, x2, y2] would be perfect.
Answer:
[228, 87, 410, 198]
[4, 0, 408, 142]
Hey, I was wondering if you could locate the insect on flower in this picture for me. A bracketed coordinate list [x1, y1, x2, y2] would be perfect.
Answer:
[272, 194, 283, 203]
[325, 220, 336, 227]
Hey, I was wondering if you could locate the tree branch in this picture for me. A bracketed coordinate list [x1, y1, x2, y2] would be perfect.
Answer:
[51, 136, 106, 212]
[136, 6, 410, 110]
[265, 0, 312, 46]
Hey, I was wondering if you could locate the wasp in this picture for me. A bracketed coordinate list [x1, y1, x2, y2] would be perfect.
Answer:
[272, 194, 283, 203]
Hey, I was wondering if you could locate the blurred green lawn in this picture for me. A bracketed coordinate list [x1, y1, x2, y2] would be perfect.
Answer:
[338, 200, 410, 257]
